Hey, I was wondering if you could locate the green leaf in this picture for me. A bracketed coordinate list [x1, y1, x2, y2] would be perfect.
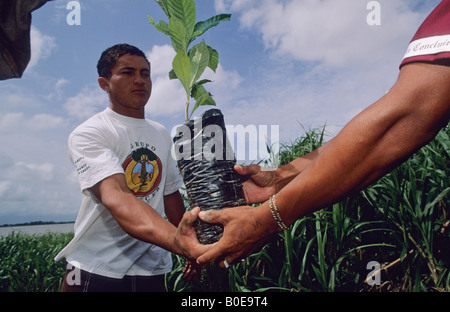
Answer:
[154, 19, 170, 36]
[149, 0, 231, 120]
[190, 84, 215, 119]
[189, 40, 210, 87]
[191, 82, 207, 99]
[190, 92, 212, 119]
[192, 84, 215, 106]
[168, 0, 196, 39]
[190, 14, 231, 44]
[195, 79, 213, 86]
[169, 18, 188, 53]
[168, 69, 177, 80]
[172, 51, 191, 95]
[207, 47, 219, 72]
[155, 0, 171, 19]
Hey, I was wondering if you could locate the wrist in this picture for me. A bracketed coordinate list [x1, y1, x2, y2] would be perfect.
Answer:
[274, 153, 319, 193]
[258, 198, 288, 235]
[268, 194, 289, 232]
[274, 166, 296, 193]
[168, 226, 188, 257]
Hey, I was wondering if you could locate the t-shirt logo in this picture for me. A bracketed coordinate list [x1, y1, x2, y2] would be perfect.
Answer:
[122, 147, 162, 197]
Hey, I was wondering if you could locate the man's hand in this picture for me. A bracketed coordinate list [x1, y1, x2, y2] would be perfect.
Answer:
[235, 164, 277, 204]
[182, 259, 202, 281]
[196, 204, 277, 268]
[174, 207, 213, 260]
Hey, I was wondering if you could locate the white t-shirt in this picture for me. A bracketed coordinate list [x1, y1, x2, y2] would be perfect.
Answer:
[55, 107, 183, 278]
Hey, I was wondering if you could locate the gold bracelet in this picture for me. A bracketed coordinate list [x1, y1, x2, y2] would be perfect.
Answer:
[269, 195, 289, 232]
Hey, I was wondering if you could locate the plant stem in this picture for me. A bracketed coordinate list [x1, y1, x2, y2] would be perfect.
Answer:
[185, 96, 190, 122]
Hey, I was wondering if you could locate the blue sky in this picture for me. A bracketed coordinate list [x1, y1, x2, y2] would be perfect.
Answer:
[0, 0, 440, 224]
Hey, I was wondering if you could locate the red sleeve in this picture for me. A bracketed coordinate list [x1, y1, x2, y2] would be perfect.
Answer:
[400, 0, 450, 68]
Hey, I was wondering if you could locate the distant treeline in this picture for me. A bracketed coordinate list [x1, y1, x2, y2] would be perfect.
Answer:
[0, 220, 75, 228]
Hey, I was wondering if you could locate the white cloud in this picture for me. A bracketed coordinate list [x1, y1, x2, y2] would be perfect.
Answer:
[64, 87, 108, 120]
[0, 112, 66, 132]
[215, 0, 254, 12]
[147, 76, 187, 118]
[212, 0, 434, 143]
[0, 181, 11, 198]
[0, 84, 46, 112]
[145, 45, 186, 118]
[0, 81, 78, 222]
[145, 45, 243, 119]
[204, 64, 243, 92]
[0, 159, 76, 219]
[45, 78, 70, 101]
[28, 114, 66, 130]
[147, 45, 176, 77]
[228, 0, 423, 67]
[28, 26, 57, 70]
[13, 162, 55, 182]
[0, 113, 24, 131]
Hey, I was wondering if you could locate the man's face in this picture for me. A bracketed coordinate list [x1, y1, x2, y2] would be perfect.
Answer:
[99, 53, 152, 118]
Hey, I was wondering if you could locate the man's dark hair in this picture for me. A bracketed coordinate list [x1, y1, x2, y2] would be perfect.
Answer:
[97, 43, 150, 78]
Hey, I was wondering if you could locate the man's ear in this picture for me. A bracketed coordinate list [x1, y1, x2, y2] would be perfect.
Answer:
[98, 77, 110, 93]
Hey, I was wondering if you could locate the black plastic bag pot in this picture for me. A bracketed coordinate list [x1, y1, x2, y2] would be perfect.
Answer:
[173, 109, 246, 244]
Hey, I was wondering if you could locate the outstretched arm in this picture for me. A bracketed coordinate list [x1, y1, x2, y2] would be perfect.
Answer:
[90, 173, 210, 260]
[279, 62, 450, 223]
[197, 62, 450, 266]
[234, 144, 325, 204]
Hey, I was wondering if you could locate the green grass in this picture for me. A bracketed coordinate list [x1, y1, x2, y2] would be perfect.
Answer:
[0, 232, 73, 292]
[167, 125, 450, 292]
[1, 125, 448, 292]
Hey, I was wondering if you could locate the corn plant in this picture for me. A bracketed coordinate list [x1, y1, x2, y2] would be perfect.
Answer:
[0, 232, 73, 292]
[363, 127, 450, 291]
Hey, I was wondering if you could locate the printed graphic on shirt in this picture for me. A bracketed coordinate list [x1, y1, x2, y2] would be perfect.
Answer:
[122, 147, 162, 197]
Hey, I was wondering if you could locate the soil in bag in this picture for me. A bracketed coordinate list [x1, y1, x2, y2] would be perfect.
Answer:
[173, 109, 246, 244]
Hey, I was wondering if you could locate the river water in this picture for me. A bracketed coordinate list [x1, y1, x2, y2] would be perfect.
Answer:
[0, 223, 74, 236]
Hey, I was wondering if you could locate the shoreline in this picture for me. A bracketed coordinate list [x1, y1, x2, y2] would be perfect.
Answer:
[0, 223, 75, 236]
[0, 221, 75, 228]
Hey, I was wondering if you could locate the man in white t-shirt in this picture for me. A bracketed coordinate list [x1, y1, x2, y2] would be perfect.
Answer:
[55, 44, 208, 292]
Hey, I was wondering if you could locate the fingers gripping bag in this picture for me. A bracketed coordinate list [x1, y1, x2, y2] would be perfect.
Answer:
[173, 109, 246, 244]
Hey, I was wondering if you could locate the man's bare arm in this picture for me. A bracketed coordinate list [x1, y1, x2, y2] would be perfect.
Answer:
[197, 62, 450, 265]
[91, 173, 208, 259]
